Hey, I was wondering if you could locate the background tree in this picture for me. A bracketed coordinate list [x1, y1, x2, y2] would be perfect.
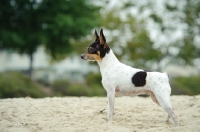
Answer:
[100, 7, 162, 70]
[0, 0, 100, 77]
[74, 3, 162, 70]
[128, 0, 200, 69]
[165, 0, 200, 66]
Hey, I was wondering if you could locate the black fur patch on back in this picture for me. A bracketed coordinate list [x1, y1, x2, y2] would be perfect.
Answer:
[131, 71, 147, 87]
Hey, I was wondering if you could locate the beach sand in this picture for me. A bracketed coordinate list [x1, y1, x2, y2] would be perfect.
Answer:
[0, 95, 200, 132]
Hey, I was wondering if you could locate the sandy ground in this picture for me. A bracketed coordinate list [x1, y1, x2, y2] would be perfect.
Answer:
[0, 95, 200, 132]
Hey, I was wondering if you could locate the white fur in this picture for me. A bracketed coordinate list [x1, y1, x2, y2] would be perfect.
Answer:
[97, 49, 178, 126]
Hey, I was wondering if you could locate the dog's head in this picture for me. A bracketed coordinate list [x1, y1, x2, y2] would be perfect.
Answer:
[81, 29, 110, 61]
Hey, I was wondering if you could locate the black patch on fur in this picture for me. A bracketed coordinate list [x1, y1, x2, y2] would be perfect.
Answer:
[132, 71, 147, 87]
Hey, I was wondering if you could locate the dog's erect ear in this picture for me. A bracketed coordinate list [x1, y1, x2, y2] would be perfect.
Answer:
[100, 29, 106, 46]
[94, 29, 99, 41]
[100, 29, 110, 53]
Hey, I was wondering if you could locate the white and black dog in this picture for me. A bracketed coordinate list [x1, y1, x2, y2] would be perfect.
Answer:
[81, 29, 178, 126]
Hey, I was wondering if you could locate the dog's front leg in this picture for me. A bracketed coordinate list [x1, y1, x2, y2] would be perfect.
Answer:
[107, 91, 115, 122]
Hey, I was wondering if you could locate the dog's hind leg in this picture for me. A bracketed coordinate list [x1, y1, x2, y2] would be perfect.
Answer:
[150, 91, 174, 123]
[165, 108, 176, 123]
[163, 107, 177, 126]
[158, 96, 177, 126]
[153, 89, 178, 126]
[166, 115, 170, 122]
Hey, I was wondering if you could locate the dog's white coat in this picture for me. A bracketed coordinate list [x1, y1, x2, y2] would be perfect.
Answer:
[97, 49, 178, 126]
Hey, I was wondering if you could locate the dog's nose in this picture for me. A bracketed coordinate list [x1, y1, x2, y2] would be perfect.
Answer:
[81, 54, 84, 59]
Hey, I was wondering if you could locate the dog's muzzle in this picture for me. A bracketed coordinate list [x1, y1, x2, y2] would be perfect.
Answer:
[81, 53, 95, 61]
[81, 54, 85, 60]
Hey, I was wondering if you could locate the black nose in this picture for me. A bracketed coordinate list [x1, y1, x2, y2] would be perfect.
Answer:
[81, 54, 84, 59]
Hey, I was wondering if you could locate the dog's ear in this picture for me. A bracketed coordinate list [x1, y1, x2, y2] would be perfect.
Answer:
[100, 29, 110, 53]
[100, 29, 106, 47]
[94, 29, 99, 41]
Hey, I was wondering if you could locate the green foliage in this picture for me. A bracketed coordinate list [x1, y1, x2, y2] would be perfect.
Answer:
[51, 80, 70, 95]
[177, 0, 200, 65]
[51, 72, 105, 97]
[0, 72, 45, 98]
[74, 5, 163, 70]
[124, 30, 162, 69]
[150, 14, 162, 24]
[101, 8, 163, 69]
[165, 4, 177, 11]
[117, 0, 200, 68]
[171, 76, 200, 95]
[51, 80, 87, 96]
[38, 0, 100, 60]
[156, 0, 200, 65]
[0, 0, 100, 57]
[86, 72, 102, 86]
[0, 0, 100, 76]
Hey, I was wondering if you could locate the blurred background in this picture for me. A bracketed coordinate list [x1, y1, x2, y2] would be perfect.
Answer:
[0, 0, 200, 98]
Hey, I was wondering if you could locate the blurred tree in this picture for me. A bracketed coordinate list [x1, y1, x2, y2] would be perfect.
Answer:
[166, 0, 200, 65]
[74, 4, 162, 70]
[140, 0, 200, 66]
[0, 0, 100, 77]
[99, 8, 162, 70]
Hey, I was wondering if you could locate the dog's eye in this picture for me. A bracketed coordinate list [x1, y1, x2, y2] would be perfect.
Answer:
[88, 47, 94, 53]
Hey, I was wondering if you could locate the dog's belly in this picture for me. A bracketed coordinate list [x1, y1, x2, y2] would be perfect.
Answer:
[115, 86, 151, 96]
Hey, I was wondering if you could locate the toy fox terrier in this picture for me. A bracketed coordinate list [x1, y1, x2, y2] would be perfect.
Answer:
[81, 29, 178, 126]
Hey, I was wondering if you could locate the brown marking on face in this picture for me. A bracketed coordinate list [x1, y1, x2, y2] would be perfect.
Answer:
[83, 51, 101, 61]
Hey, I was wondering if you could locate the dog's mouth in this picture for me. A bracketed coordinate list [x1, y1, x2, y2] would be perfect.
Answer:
[80, 53, 96, 61]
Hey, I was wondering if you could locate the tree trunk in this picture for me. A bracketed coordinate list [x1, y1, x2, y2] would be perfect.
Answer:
[29, 53, 33, 79]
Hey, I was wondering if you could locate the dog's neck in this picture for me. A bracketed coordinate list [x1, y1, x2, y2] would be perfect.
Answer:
[97, 49, 119, 73]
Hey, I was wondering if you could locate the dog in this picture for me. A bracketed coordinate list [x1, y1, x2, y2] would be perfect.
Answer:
[81, 29, 178, 126]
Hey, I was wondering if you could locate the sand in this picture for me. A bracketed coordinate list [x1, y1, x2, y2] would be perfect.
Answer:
[0, 95, 200, 132]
